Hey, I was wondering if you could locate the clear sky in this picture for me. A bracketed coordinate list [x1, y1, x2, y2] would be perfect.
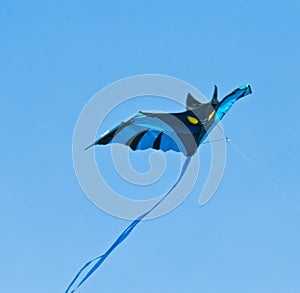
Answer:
[1, 1, 300, 292]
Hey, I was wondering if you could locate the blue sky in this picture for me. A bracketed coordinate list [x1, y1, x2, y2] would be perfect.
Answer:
[1, 1, 300, 292]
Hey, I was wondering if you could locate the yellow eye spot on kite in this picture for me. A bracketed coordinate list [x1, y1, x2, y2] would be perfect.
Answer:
[208, 110, 215, 122]
[187, 116, 199, 124]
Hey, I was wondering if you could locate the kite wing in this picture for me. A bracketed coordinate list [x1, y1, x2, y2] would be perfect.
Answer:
[215, 84, 252, 120]
[86, 113, 184, 153]
[86, 111, 202, 156]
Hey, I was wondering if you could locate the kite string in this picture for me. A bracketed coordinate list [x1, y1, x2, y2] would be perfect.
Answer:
[202, 136, 299, 210]
[65, 156, 192, 293]
[228, 138, 299, 210]
[201, 137, 229, 145]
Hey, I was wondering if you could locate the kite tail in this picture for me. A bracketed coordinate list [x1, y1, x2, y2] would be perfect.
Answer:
[65, 156, 192, 293]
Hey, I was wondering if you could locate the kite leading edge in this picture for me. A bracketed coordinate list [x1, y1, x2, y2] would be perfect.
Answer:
[66, 84, 252, 293]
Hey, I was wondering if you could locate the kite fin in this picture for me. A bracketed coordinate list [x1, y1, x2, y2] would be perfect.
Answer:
[211, 85, 218, 104]
[186, 93, 202, 109]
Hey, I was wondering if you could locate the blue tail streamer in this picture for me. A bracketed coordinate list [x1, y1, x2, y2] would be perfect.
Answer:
[65, 156, 192, 293]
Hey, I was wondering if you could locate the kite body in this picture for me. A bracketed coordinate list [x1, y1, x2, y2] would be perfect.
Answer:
[66, 84, 252, 293]
[87, 84, 252, 156]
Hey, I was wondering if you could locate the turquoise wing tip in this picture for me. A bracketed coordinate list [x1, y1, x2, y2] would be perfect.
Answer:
[239, 84, 252, 95]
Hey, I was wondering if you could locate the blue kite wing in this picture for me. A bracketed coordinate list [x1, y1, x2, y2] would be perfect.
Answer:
[87, 112, 187, 154]
[216, 84, 252, 120]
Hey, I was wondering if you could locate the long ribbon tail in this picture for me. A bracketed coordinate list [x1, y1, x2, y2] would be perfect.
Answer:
[65, 156, 192, 293]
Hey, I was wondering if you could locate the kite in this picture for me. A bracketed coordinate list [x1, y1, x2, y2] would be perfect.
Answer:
[65, 84, 252, 292]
